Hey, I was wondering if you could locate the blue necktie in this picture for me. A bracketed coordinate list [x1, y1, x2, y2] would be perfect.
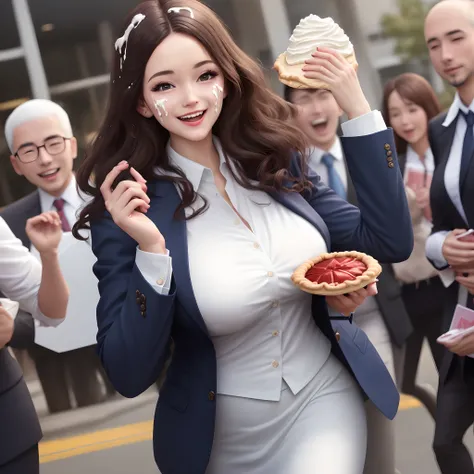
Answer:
[321, 153, 347, 200]
[459, 110, 474, 190]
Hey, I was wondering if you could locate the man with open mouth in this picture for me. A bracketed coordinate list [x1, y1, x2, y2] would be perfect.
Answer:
[284, 83, 412, 474]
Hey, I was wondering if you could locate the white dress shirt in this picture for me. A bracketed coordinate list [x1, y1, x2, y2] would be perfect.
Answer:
[425, 93, 472, 299]
[38, 175, 87, 229]
[135, 111, 387, 401]
[0, 217, 62, 327]
[405, 145, 435, 227]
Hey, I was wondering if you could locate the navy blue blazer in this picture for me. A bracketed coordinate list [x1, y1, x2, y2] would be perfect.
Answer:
[91, 129, 413, 474]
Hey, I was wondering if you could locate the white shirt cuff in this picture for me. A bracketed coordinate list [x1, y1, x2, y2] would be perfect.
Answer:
[135, 248, 173, 295]
[340, 110, 386, 137]
[438, 268, 456, 288]
[425, 231, 450, 269]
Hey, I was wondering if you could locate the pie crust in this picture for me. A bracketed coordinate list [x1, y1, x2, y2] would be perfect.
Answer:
[291, 251, 382, 296]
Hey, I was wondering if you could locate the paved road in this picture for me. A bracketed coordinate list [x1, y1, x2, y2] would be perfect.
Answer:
[37, 343, 474, 474]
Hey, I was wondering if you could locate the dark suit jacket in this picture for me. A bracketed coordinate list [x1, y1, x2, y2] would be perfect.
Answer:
[0, 192, 44, 464]
[1, 192, 41, 348]
[428, 112, 474, 381]
[91, 130, 413, 474]
[343, 153, 413, 347]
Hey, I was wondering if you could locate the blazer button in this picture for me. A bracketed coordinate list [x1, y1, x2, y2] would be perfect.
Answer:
[208, 390, 216, 401]
[136, 297, 141, 304]
[136, 290, 140, 297]
[386, 156, 393, 162]
[140, 294, 146, 303]
[140, 304, 146, 311]
[388, 161, 395, 168]
[335, 331, 341, 342]
[384, 143, 391, 150]
[141, 311, 146, 318]
[386, 150, 393, 157]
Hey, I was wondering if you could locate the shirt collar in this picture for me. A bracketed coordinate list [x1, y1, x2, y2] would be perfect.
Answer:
[308, 137, 343, 165]
[406, 144, 434, 164]
[166, 137, 228, 192]
[38, 174, 83, 213]
[442, 92, 474, 126]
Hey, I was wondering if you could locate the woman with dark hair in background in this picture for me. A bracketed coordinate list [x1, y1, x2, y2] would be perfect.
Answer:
[383, 72, 446, 418]
[73, 1, 412, 472]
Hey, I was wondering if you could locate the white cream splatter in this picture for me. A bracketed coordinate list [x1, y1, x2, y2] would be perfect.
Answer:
[212, 84, 224, 113]
[167, 7, 195, 19]
[115, 14, 146, 70]
[154, 99, 169, 120]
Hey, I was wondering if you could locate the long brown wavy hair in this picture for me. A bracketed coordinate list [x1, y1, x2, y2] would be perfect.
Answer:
[73, 0, 309, 237]
[382, 72, 441, 155]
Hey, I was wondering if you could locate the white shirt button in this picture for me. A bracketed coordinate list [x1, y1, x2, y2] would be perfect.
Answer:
[272, 330, 279, 337]
[234, 219, 240, 226]
[156, 278, 164, 285]
[271, 301, 279, 308]
[253, 242, 260, 249]
[267, 271, 274, 277]
[272, 360, 279, 368]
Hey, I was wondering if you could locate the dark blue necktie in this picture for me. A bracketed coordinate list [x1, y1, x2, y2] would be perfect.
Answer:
[459, 110, 474, 190]
[321, 153, 347, 200]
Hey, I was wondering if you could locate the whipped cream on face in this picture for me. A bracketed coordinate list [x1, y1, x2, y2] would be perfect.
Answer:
[286, 14, 353, 65]
[154, 99, 168, 119]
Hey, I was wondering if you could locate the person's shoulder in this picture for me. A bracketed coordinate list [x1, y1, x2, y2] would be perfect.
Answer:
[0, 191, 40, 223]
[428, 111, 448, 131]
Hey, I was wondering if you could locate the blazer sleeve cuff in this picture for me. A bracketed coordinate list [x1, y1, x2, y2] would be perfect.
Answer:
[341, 110, 387, 137]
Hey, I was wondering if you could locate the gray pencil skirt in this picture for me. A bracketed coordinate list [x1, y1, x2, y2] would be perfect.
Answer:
[206, 354, 367, 474]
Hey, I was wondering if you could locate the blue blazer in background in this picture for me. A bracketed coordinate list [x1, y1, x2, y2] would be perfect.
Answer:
[91, 128, 413, 474]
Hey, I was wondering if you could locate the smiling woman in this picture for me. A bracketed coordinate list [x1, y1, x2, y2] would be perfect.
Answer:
[69, 1, 413, 473]
[74, 0, 307, 228]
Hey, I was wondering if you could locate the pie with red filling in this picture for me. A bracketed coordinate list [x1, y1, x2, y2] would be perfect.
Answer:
[292, 251, 382, 296]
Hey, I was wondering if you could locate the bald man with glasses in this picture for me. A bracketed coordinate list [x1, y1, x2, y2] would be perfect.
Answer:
[1, 99, 114, 413]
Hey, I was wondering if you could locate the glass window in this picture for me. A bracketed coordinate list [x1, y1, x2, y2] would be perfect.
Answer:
[0, 0, 21, 51]
[0, 58, 34, 208]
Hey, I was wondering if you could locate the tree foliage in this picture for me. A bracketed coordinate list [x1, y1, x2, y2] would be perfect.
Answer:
[380, 0, 435, 62]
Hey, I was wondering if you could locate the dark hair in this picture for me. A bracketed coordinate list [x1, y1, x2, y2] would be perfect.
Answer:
[283, 85, 294, 102]
[382, 72, 441, 155]
[73, 0, 309, 238]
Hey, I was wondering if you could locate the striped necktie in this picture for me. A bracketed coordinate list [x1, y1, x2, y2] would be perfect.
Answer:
[53, 198, 71, 232]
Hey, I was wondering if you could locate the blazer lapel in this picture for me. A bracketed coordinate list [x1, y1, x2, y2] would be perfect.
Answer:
[147, 180, 209, 335]
[270, 190, 331, 249]
[342, 157, 358, 206]
[147, 178, 331, 332]
[437, 119, 458, 166]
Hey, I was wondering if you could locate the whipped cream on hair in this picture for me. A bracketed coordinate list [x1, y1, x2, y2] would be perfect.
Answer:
[115, 13, 146, 70]
[286, 14, 353, 65]
[168, 7, 195, 19]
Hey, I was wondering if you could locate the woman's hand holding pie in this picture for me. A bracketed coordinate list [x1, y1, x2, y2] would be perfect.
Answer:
[326, 282, 378, 317]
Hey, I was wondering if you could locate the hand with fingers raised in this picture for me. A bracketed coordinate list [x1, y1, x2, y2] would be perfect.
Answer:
[100, 161, 166, 254]
[302, 47, 371, 120]
[26, 211, 62, 255]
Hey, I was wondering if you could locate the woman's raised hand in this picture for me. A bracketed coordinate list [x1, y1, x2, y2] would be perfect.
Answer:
[100, 161, 166, 254]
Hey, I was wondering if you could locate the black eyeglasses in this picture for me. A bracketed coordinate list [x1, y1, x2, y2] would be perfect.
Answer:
[14, 136, 71, 163]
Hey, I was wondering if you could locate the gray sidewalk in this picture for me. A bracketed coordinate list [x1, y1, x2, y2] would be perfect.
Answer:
[28, 378, 158, 440]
